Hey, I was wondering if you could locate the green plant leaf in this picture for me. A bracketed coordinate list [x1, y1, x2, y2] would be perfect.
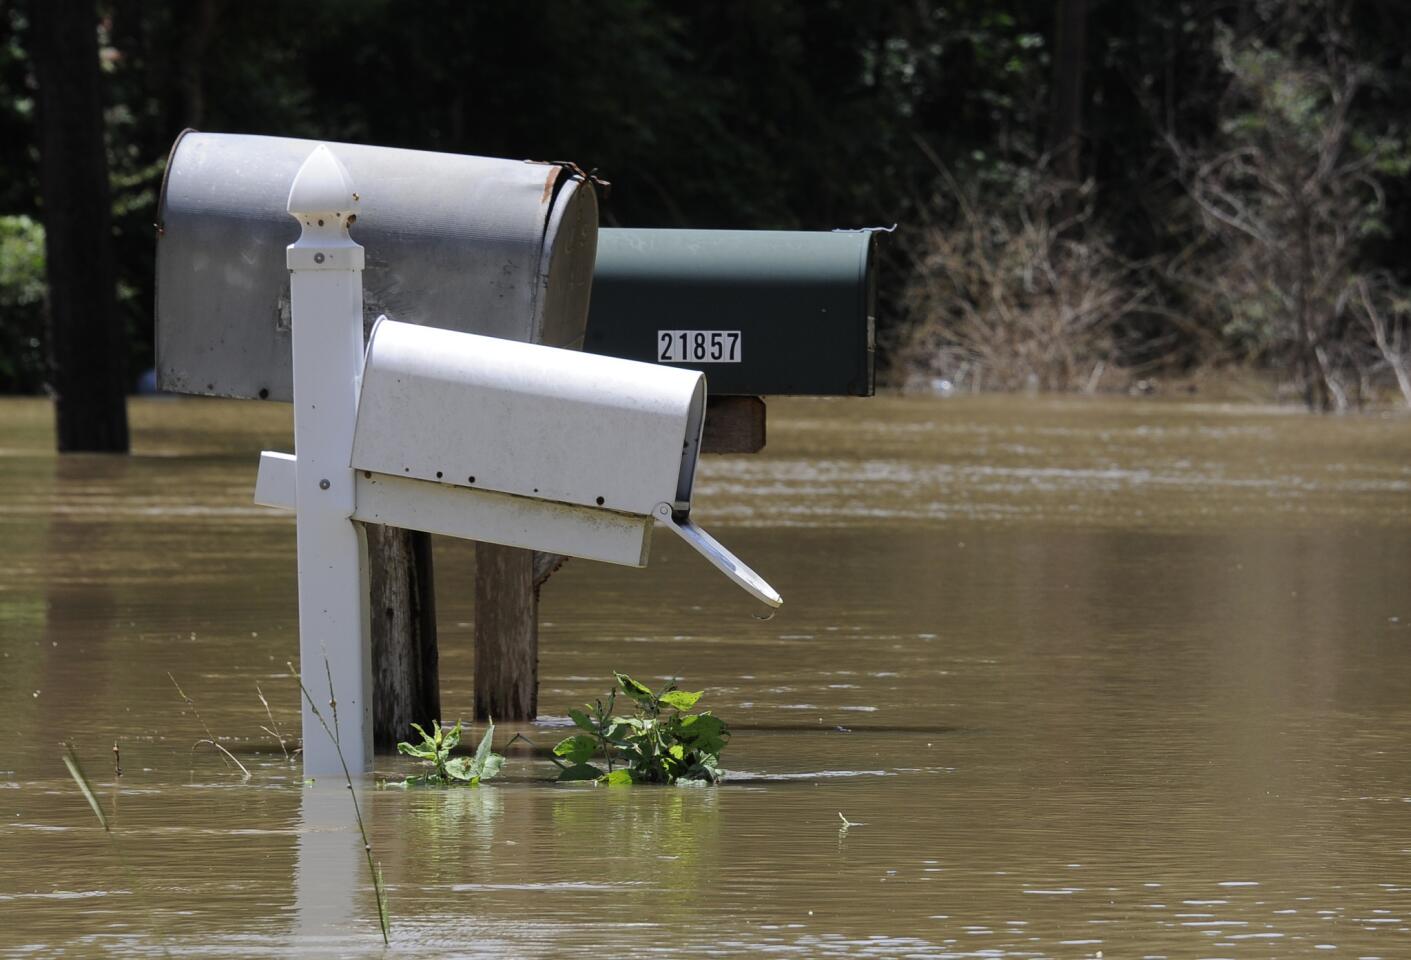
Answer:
[679, 712, 725, 737]
[472, 722, 496, 773]
[479, 753, 504, 782]
[568, 708, 597, 732]
[557, 763, 606, 782]
[602, 769, 633, 786]
[396, 741, 435, 760]
[660, 690, 702, 711]
[679, 713, 728, 754]
[615, 672, 656, 706]
[553, 734, 598, 765]
[408, 722, 431, 745]
[444, 756, 474, 781]
[61, 744, 108, 831]
[441, 720, 463, 753]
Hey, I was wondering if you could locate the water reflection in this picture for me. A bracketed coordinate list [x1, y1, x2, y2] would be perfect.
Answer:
[293, 783, 369, 946]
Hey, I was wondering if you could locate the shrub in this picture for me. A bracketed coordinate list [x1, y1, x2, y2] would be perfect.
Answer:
[553, 672, 729, 785]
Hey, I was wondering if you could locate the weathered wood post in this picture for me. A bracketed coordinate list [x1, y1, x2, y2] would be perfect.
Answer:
[471, 548, 566, 723]
[472, 544, 536, 721]
[284, 145, 373, 775]
[369, 527, 438, 749]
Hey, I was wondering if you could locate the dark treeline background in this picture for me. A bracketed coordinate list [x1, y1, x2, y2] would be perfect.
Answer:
[3, 0, 1410, 423]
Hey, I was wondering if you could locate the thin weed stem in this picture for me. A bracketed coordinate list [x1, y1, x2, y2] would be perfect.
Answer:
[168, 672, 251, 779]
[288, 660, 390, 945]
[190, 739, 252, 780]
[256, 681, 291, 762]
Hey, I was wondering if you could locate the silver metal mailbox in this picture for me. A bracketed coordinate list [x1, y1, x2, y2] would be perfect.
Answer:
[156, 131, 597, 401]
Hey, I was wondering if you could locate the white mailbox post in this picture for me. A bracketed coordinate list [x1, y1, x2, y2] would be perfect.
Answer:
[282, 145, 376, 774]
[263, 147, 781, 776]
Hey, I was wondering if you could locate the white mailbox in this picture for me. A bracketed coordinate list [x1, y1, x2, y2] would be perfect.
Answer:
[354, 318, 704, 521]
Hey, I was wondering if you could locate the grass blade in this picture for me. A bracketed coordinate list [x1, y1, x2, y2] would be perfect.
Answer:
[256, 681, 291, 761]
[61, 742, 108, 831]
[192, 739, 252, 780]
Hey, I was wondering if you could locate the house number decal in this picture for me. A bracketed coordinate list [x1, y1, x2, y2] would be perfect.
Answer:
[657, 330, 742, 363]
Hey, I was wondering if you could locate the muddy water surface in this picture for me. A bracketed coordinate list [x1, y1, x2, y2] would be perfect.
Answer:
[2, 395, 1410, 958]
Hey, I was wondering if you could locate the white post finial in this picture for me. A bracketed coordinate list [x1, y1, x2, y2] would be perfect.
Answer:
[287, 145, 364, 274]
[286, 145, 373, 776]
[287, 144, 357, 218]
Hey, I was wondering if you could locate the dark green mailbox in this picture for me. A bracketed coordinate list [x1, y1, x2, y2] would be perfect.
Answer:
[584, 228, 877, 396]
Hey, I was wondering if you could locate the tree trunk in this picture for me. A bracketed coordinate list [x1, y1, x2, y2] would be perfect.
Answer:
[1294, 205, 1330, 411]
[170, 0, 220, 132]
[367, 527, 440, 750]
[1048, 0, 1090, 186]
[473, 544, 539, 722]
[31, 0, 130, 453]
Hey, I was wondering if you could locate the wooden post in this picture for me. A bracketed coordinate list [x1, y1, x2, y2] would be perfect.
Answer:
[701, 396, 766, 454]
[473, 544, 538, 721]
[368, 528, 439, 750]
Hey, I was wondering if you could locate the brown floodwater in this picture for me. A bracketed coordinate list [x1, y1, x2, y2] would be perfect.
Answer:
[2, 394, 1410, 958]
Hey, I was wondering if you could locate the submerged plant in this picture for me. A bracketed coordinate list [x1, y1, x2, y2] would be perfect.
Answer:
[553, 672, 729, 785]
[396, 719, 504, 786]
[168, 672, 251, 779]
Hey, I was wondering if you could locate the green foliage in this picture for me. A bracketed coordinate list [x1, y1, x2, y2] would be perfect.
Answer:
[0, 215, 46, 392]
[553, 672, 729, 785]
[396, 719, 504, 787]
[7, 1, 1411, 397]
[1175, 6, 1411, 408]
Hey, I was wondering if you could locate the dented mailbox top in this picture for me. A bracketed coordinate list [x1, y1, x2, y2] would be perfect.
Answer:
[351, 318, 706, 518]
[156, 131, 597, 401]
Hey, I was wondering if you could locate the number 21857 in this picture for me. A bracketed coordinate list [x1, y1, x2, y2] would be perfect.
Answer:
[657, 330, 742, 363]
